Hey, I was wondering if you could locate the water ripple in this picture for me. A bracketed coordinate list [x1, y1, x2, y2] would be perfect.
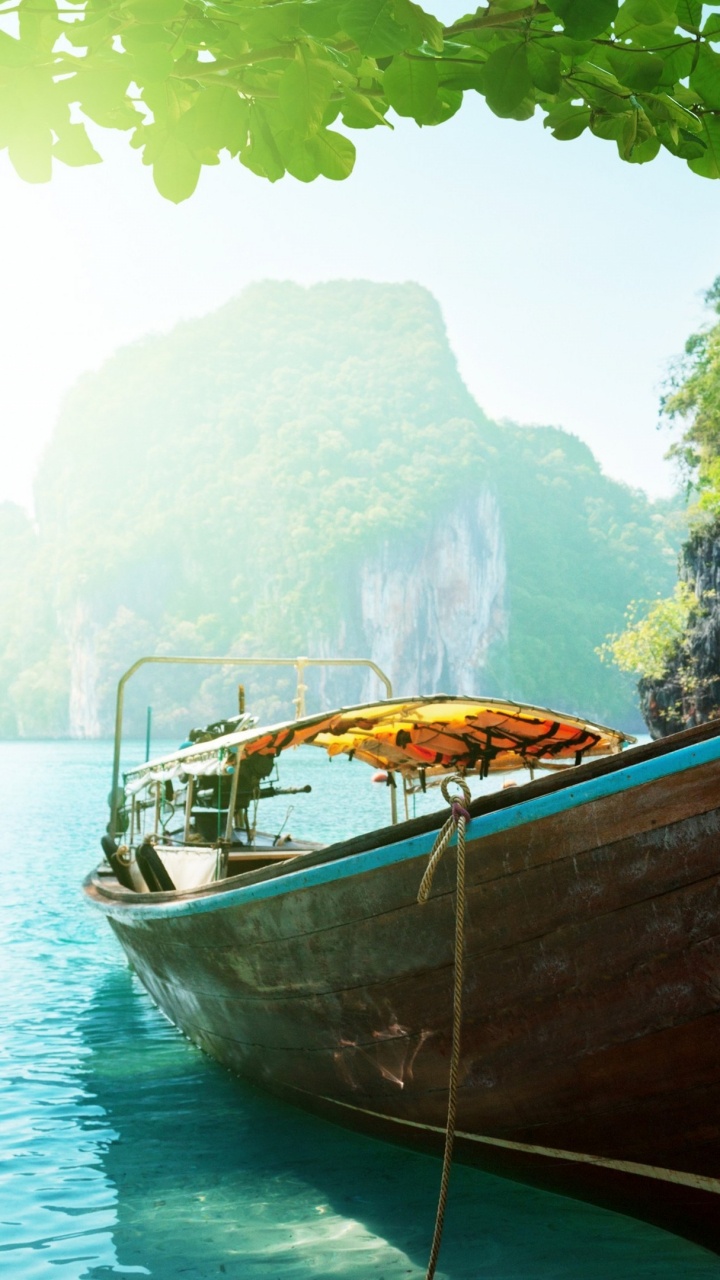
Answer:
[1, 741, 719, 1278]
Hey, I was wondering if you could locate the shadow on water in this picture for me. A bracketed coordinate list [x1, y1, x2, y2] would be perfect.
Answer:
[78, 969, 720, 1280]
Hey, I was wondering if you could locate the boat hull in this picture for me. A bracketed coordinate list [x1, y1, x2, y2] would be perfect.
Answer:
[85, 725, 720, 1252]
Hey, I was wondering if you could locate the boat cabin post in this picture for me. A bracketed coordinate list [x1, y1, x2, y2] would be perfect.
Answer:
[388, 771, 398, 825]
[224, 748, 244, 842]
[153, 781, 161, 837]
[183, 776, 194, 844]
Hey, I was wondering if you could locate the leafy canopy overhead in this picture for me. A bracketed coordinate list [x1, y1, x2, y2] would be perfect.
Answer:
[2, 0, 720, 199]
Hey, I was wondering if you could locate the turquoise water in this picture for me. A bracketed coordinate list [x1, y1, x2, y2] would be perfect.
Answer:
[2, 740, 719, 1280]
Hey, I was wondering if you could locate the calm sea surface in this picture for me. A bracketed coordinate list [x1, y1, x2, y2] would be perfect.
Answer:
[2, 739, 719, 1280]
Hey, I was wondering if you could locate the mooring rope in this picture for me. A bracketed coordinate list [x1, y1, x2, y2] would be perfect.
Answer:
[417, 774, 471, 1280]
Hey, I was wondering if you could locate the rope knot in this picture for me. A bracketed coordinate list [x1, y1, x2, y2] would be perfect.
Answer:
[417, 775, 472, 906]
[440, 774, 471, 811]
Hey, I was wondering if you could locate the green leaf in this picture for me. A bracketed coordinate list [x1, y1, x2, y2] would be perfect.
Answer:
[62, 14, 115, 50]
[639, 90, 701, 130]
[384, 54, 438, 119]
[18, 0, 62, 56]
[672, 82, 702, 106]
[437, 59, 486, 92]
[150, 132, 202, 200]
[420, 83, 462, 123]
[656, 39, 696, 86]
[624, 130, 660, 161]
[549, 35, 594, 57]
[546, 0, 619, 39]
[179, 86, 249, 155]
[341, 88, 391, 127]
[274, 130, 323, 179]
[393, 0, 444, 53]
[301, 0, 344, 38]
[619, 0, 673, 24]
[241, 2, 302, 42]
[572, 63, 632, 112]
[590, 108, 629, 140]
[484, 41, 532, 118]
[241, 109, 286, 181]
[675, 0, 702, 33]
[656, 119, 706, 157]
[606, 48, 664, 90]
[508, 96, 536, 120]
[143, 78, 197, 128]
[0, 71, 60, 181]
[121, 23, 177, 48]
[53, 122, 102, 167]
[306, 125, 355, 177]
[0, 31, 30, 69]
[688, 116, 720, 177]
[544, 99, 591, 139]
[614, 0, 679, 37]
[690, 44, 720, 109]
[127, 43, 176, 83]
[702, 14, 720, 41]
[71, 64, 139, 130]
[339, 0, 409, 56]
[527, 42, 562, 95]
[121, 0, 185, 21]
[0, 66, 67, 169]
[616, 103, 656, 157]
[321, 99, 342, 126]
[279, 49, 334, 136]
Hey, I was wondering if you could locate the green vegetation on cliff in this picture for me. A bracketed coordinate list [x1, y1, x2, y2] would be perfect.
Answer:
[663, 277, 720, 519]
[494, 426, 680, 721]
[1, 281, 679, 737]
[602, 278, 720, 735]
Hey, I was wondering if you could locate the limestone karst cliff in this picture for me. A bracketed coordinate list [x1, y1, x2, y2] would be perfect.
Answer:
[0, 281, 678, 738]
[311, 491, 509, 709]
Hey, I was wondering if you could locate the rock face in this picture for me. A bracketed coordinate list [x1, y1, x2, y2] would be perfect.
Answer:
[65, 600, 101, 739]
[640, 521, 720, 738]
[312, 491, 509, 706]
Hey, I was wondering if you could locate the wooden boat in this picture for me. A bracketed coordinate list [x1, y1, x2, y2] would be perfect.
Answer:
[84, 656, 720, 1255]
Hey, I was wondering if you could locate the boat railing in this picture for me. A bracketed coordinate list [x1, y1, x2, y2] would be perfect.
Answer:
[109, 655, 393, 840]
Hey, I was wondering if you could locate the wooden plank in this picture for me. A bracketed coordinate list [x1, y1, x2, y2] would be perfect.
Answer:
[112, 801, 720, 1001]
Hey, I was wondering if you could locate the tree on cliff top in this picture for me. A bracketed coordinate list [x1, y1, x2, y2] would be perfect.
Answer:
[601, 278, 720, 709]
[662, 275, 720, 518]
[1, 0, 720, 200]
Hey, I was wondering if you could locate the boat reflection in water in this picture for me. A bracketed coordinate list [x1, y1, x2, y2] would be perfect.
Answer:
[79, 968, 719, 1279]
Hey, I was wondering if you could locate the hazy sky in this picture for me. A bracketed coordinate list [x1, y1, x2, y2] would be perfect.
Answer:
[1, 94, 718, 511]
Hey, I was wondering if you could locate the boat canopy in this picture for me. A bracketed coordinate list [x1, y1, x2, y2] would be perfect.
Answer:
[124, 696, 633, 792]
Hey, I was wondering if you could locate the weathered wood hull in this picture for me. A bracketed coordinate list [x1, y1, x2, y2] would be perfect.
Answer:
[85, 722, 720, 1252]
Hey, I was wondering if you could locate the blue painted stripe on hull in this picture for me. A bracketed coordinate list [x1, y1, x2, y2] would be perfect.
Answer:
[92, 731, 720, 922]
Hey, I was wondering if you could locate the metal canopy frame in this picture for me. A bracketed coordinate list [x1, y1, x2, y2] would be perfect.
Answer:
[109, 655, 394, 839]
